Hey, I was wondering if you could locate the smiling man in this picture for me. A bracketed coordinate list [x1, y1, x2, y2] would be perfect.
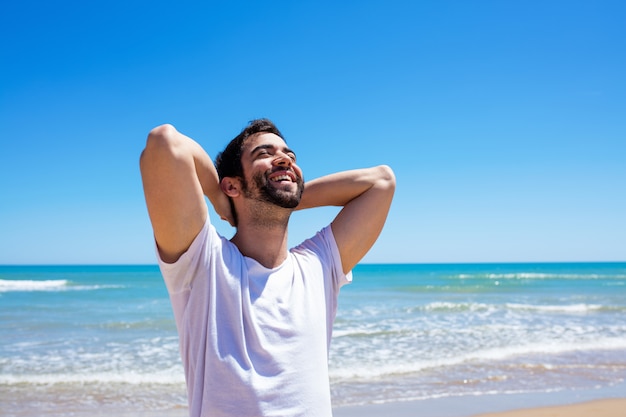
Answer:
[140, 119, 395, 417]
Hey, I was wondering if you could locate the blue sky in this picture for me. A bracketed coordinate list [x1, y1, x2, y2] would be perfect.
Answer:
[1, 0, 624, 264]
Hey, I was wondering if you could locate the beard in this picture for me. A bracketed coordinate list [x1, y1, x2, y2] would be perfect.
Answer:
[242, 171, 304, 209]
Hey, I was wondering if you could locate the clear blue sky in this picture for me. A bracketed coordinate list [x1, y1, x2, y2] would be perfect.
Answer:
[1, 0, 624, 264]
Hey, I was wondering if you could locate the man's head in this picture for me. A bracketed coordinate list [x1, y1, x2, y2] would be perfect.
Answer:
[216, 119, 304, 226]
[216, 119, 284, 181]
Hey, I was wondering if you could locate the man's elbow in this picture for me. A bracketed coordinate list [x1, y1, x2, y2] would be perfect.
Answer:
[375, 165, 396, 191]
[145, 124, 178, 150]
[140, 124, 180, 164]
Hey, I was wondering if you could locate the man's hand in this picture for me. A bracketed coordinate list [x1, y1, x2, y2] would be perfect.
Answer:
[214, 193, 236, 227]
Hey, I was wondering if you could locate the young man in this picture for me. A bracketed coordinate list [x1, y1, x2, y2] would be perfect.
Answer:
[140, 119, 395, 417]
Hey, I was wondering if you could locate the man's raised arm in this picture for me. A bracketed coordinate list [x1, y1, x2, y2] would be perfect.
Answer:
[140, 124, 232, 263]
[298, 165, 395, 274]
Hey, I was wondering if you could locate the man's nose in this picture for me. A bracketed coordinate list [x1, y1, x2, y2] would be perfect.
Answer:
[273, 153, 292, 167]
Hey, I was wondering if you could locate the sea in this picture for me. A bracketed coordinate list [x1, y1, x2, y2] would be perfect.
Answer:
[1, 263, 625, 416]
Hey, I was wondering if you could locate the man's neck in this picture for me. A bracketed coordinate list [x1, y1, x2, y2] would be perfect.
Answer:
[230, 204, 292, 269]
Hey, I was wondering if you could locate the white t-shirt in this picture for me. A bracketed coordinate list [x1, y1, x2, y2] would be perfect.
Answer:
[157, 219, 352, 417]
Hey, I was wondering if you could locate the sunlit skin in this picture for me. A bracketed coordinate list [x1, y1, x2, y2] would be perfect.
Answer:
[141, 123, 395, 272]
[239, 133, 305, 210]
[222, 133, 305, 265]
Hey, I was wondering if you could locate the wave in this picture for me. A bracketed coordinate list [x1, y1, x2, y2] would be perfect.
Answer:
[456, 273, 626, 280]
[506, 303, 606, 313]
[329, 337, 626, 381]
[0, 369, 185, 386]
[0, 279, 69, 292]
[0, 279, 124, 293]
[421, 301, 496, 313]
[406, 301, 616, 314]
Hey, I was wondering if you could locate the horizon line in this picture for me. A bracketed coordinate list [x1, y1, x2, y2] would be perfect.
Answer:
[1, 260, 625, 267]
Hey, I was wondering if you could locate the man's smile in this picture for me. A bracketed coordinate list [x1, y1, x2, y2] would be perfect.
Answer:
[268, 170, 297, 183]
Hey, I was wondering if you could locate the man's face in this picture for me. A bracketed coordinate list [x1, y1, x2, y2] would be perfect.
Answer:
[240, 132, 304, 209]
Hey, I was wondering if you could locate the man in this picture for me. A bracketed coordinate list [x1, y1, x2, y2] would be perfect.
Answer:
[140, 119, 395, 417]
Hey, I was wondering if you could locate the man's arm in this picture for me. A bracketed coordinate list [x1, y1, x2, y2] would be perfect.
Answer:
[298, 165, 395, 274]
[139, 124, 232, 263]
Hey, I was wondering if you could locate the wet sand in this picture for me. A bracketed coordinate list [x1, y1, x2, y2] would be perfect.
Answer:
[333, 390, 626, 417]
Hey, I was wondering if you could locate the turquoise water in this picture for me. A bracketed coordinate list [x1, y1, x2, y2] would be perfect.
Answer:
[1, 263, 625, 414]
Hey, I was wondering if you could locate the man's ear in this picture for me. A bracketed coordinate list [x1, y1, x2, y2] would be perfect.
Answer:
[220, 177, 241, 198]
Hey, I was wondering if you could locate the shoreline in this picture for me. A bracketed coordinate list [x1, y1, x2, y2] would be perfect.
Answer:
[472, 398, 626, 417]
[333, 399, 626, 417]
[49, 397, 626, 417]
[333, 385, 626, 417]
[4, 390, 625, 416]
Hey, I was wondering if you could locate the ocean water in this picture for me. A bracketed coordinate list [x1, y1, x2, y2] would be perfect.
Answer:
[1, 263, 625, 415]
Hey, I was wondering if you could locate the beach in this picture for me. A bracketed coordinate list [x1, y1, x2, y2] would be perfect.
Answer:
[474, 398, 626, 417]
[1, 263, 625, 416]
[333, 391, 626, 417]
[5, 394, 625, 417]
[339, 397, 626, 417]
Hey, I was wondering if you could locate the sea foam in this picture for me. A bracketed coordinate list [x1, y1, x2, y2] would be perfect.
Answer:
[0, 279, 68, 292]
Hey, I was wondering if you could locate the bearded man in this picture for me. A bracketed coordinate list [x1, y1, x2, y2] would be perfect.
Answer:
[140, 119, 395, 417]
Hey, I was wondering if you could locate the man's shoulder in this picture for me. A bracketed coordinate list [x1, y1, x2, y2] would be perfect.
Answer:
[292, 225, 333, 251]
[290, 225, 344, 270]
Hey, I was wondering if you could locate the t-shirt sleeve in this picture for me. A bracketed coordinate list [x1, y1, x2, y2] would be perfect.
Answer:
[323, 225, 353, 288]
[155, 217, 213, 295]
[295, 225, 353, 290]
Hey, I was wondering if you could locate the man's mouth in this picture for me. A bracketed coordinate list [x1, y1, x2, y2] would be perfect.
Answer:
[269, 171, 296, 183]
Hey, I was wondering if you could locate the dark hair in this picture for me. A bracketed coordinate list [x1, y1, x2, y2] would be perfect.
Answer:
[215, 118, 284, 226]
[215, 118, 284, 180]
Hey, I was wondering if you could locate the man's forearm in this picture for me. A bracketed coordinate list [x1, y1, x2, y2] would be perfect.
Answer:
[297, 166, 394, 210]
[186, 136, 232, 225]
